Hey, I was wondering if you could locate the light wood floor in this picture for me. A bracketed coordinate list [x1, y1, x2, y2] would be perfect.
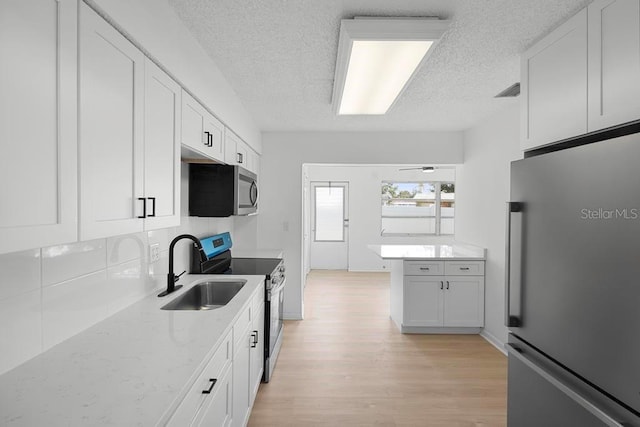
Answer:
[248, 270, 507, 427]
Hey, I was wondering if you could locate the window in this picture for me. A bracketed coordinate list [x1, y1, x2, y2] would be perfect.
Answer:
[381, 181, 455, 235]
[313, 185, 345, 241]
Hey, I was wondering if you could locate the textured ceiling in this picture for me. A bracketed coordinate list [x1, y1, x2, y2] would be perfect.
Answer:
[168, 0, 592, 132]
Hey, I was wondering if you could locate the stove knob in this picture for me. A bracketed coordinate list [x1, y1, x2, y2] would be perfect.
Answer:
[279, 265, 286, 273]
[271, 277, 278, 285]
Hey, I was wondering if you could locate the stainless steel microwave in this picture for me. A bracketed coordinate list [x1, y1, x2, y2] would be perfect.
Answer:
[189, 164, 258, 217]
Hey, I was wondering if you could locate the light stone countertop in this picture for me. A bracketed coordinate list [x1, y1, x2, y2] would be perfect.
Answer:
[368, 243, 486, 260]
[0, 274, 265, 426]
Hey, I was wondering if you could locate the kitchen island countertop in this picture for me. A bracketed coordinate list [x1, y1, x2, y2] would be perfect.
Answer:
[368, 243, 486, 260]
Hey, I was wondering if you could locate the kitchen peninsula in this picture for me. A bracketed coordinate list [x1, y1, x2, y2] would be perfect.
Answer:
[369, 243, 486, 334]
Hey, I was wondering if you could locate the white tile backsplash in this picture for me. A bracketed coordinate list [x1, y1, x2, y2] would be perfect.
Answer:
[0, 178, 242, 373]
[42, 270, 109, 350]
[42, 239, 106, 287]
[0, 248, 40, 301]
[106, 258, 154, 315]
[0, 290, 42, 375]
[107, 232, 148, 267]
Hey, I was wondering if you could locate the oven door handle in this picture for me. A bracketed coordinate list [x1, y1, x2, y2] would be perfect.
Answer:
[268, 279, 286, 297]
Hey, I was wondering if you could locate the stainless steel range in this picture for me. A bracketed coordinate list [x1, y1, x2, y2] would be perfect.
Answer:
[190, 233, 285, 383]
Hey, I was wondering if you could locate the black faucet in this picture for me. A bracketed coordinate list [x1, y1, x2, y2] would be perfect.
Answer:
[158, 234, 208, 297]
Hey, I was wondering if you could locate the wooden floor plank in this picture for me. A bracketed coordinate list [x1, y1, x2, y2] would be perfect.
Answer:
[248, 270, 507, 426]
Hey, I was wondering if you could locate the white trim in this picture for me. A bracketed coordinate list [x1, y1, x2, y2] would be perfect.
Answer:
[283, 311, 303, 321]
[480, 329, 507, 356]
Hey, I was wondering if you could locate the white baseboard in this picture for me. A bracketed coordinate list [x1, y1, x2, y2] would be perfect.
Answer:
[283, 311, 303, 320]
[480, 329, 507, 356]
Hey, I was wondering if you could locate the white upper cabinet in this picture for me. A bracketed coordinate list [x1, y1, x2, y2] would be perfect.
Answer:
[181, 91, 225, 163]
[522, 0, 640, 151]
[224, 129, 259, 174]
[79, 3, 145, 240]
[80, 4, 181, 239]
[588, 0, 640, 131]
[0, 0, 78, 255]
[521, 9, 588, 151]
[144, 59, 181, 230]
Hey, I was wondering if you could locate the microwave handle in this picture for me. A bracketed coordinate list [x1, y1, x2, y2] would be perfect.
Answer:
[249, 181, 258, 206]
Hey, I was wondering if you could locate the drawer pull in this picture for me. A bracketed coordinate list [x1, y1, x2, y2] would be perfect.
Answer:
[460, 267, 470, 271]
[419, 267, 430, 271]
[202, 378, 217, 394]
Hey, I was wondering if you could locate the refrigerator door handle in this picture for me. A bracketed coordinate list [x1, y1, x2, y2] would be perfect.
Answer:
[506, 344, 624, 427]
[505, 202, 523, 327]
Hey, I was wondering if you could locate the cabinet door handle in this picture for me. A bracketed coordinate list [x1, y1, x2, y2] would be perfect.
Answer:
[237, 152, 243, 163]
[208, 133, 213, 147]
[137, 197, 146, 219]
[147, 197, 156, 217]
[253, 330, 259, 345]
[250, 331, 258, 347]
[440, 281, 443, 290]
[202, 378, 217, 394]
[446, 281, 450, 290]
[204, 131, 211, 147]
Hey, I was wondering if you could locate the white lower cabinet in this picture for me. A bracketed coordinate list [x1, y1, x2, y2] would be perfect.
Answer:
[193, 366, 232, 427]
[167, 331, 233, 426]
[249, 296, 265, 405]
[402, 261, 485, 331]
[167, 285, 264, 427]
[233, 288, 264, 427]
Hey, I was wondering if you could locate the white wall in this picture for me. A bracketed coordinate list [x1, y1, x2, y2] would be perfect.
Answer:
[455, 104, 522, 349]
[87, 0, 262, 152]
[258, 131, 464, 319]
[306, 165, 456, 271]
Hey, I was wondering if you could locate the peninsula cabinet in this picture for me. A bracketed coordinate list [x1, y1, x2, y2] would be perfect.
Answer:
[0, 0, 78, 254]
[521, 0, 640, 151]
[181, 91, 225, 163]
[396, 260, 485, 333]
[79, 4, 181, 239]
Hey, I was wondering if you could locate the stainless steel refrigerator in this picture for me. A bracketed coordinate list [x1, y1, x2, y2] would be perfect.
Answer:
[506, 131, 640, 426]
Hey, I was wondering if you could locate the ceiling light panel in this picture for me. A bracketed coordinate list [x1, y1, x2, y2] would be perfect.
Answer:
[340, 40, 433, 115]
[333, 18, 450, 116]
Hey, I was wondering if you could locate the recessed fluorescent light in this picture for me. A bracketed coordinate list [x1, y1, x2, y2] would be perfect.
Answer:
[332, 17, 450, 116]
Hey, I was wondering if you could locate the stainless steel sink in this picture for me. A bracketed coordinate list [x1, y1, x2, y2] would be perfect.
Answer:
[161, 280, 246, 310]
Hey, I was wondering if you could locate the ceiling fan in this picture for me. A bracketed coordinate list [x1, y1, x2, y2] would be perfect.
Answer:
[398, 166, 435, 173]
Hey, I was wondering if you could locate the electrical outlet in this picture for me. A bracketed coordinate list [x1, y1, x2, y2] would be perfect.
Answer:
[149, 243, 160, 263]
